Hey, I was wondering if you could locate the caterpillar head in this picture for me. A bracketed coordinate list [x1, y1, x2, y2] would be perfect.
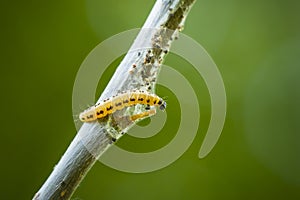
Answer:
[159, 101, 167, 110]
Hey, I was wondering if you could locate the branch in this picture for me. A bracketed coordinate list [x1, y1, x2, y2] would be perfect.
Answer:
[33, 0, 196, 199]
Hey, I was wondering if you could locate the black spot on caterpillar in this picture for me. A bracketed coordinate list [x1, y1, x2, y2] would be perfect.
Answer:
[79, 90, 166, 122]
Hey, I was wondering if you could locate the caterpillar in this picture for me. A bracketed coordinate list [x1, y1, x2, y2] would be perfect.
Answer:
[79, 90, 166, 122]
[130, 109, 156, 121]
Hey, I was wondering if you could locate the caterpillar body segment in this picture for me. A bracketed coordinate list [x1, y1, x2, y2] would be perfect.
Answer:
[79, 90, 166, 122]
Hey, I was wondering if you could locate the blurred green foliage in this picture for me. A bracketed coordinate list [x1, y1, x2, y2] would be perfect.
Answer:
[0, 0, 299, 199]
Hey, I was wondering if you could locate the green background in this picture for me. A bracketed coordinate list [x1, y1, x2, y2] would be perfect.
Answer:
[1, 0, 299, 199]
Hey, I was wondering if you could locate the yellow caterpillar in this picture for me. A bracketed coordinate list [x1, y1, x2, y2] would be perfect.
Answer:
[79, 90, 166, 122]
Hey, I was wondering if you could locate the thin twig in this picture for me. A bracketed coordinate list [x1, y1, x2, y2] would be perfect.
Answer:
[33, 0, 196, 199]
